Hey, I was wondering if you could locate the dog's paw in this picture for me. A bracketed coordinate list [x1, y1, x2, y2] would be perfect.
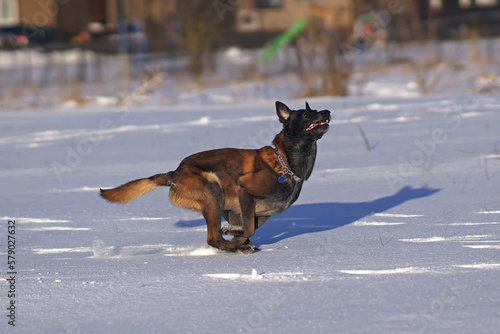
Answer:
[229, 236, 252, 246]
[222, 225, 243, 236]
[234, 239, 258, 254]
[235, 245, 256, 255]
[208, 239, 257, 254]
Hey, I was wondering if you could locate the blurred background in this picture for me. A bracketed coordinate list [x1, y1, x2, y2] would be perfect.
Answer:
[0, 0, 499, 109]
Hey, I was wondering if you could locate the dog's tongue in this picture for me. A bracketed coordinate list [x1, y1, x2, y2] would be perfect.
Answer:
[306, 120, 329, 131]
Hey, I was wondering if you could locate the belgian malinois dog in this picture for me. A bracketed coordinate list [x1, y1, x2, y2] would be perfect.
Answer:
[100, 101, 330, 253]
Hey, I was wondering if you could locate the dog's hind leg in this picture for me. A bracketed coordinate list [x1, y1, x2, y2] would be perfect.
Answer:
[197, 184, 252, 252]
[204, 206, 231, 250]
[170, 171, 254, 252]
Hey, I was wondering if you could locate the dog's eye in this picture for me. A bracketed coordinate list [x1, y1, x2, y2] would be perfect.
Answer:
[301, 113, 309, 118]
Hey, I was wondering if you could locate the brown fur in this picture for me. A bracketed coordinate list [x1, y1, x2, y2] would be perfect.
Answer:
[100, 172, 173, 204]
[100, 179, 157, 204]
[100, 101, 330, 253]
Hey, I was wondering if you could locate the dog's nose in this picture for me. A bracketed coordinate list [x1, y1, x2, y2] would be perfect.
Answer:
[320, 109, 330, 116]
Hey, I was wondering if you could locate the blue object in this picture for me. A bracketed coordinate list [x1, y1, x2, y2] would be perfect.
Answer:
[278, 176, 285, 183]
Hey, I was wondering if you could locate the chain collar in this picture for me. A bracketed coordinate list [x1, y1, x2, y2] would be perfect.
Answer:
[272, 147, 302, 183]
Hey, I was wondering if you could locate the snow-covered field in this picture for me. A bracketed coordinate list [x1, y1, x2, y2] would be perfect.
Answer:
[1, 81, 500, 333]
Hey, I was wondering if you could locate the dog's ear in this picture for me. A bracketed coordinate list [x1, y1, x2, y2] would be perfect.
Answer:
[276, 101, 291, 124]
[305, 101, 311, 111]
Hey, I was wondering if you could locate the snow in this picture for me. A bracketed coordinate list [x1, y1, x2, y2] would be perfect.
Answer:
[338, 267, 428, 275]
[1, 50, 500, 333]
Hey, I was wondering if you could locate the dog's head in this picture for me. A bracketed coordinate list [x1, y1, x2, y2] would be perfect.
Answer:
[276, 101, 330, 139]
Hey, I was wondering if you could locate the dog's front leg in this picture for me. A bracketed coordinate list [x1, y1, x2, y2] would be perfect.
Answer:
[222, 210, 242, 233]
[205, 206, 253, 252]
[236, 187, 256, 238]
[221, 210, 254, 248]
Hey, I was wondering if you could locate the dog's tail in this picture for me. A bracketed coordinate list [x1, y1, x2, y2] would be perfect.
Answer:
[100, 172, 173, 204]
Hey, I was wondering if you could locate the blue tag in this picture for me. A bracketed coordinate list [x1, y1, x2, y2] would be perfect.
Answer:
[278, 176, 285, 183]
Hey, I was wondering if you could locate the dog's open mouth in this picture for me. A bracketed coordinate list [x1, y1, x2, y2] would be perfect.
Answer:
[306, 119, 329, 132]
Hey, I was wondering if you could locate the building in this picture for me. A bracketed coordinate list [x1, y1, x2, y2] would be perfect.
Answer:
[231, 0, 354, 47]
[431, 0, 500, 14]
[430, 0, 500, 37]
[0, 0, 356, 50]
[0, 0, 176, 49]
[0, 0, 57, 46]
[235, 0, 353, 32]
[0, 0, 57, 29]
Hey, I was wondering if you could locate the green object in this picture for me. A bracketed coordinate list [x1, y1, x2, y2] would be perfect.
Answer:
[260, 18, 307, 62]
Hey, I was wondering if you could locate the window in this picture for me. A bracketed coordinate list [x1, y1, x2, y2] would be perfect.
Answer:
[459, 0, 498, 7]
[429, 0, 442, 10]
[255, 0, 283, 9]
[475, 0, 498, 6]
[0, 0, 19, 27]
[237, 10, 261, 32]
[459, 0, 472, 7]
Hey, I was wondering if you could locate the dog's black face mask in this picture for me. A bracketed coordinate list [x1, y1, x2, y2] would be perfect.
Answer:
[276, 101, 331, 139]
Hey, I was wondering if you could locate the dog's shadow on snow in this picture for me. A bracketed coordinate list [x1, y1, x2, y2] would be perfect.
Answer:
[175, 186, 439, 247]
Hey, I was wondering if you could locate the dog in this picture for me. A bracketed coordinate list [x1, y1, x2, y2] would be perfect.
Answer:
[100, 101, 330, 253]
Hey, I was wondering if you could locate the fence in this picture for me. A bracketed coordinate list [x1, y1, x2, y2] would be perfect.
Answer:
[0, 14, 499, 109]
